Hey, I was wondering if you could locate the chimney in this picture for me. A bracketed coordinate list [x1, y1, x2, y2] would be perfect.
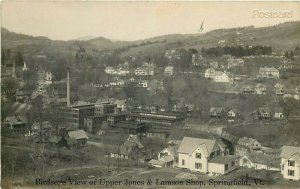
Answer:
[67, 68, 70, 107]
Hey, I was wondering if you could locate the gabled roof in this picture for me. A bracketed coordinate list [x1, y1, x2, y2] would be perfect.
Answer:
[209, 155, 235, 164]
[274, 83, 284, 88]
[259, 67, 279, 72]
[5, 115, 28, 125]
[245, 152, 272, 165]
[48, 136, 62, 143]
[280, 145, 300, 163]
[160, 145, 179, 158]
[238, 137, 260, 146]
[255, 83, 266, 88]
[68, 130, 88, 140]
[209, 107, 224, 113]
[177, 137, 216, 156]
[159, 155, 174, 162]
[149, 159, 165, 166]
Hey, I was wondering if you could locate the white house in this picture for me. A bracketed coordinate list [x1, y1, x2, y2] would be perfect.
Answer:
[135, 67, 154, 76]
[164, 66, 174, 76]
[258, 67, 279, 78]
[214, 72, 230, 83]
[227, 109, 239, 119]
[274, 107, 284, 119]
[158, 145, 178, 167]
[204, 68, 216, 79]
[280, 145, 300, 181]
[177, 137, 236, 175]
[149, 145, 179, 168]
[274, 83, 284, 95]
[138, 80, 148, 88]
[239, 152, 280, 171]
[236, 137, 262, 157]
[255, 84, 267, 95]
[227, 58, 244, 69]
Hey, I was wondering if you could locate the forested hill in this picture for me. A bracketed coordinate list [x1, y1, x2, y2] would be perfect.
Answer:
[1, 21, 300, 59]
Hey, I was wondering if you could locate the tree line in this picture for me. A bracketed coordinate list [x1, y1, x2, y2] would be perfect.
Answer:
[201, 45, 272, 57]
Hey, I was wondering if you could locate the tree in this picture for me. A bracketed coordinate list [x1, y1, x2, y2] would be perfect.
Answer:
[14, 51, 24, 66]
[279, 98, 298, 122]
[294, 46, 300, 55]
[1, 78, 18, 101]
[290, 51, 295, 60]
[284, 51, 289, 59]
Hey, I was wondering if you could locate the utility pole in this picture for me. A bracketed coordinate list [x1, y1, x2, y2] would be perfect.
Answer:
[67, 68, 71, 107]
[117, 145, 120, 174]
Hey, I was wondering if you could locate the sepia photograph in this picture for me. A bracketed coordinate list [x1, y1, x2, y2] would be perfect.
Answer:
[1, 0, 300, 188]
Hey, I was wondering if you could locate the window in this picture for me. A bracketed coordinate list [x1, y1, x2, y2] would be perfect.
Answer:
[288, 160, 295, 167]
[182, 159, 185, 166]
[282, 165, 284, 170]
[288, 170, 294, 176]
[195, 163, 202, 170]
[231, 161, 235, 167]
[196, 153, 201, 159]
[225, 164, 228, 171]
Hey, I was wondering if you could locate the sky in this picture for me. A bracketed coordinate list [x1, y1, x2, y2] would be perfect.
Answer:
[1, 1, 300, 41]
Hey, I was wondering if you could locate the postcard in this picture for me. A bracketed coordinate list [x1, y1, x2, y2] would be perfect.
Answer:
[1, 0, 300, 188]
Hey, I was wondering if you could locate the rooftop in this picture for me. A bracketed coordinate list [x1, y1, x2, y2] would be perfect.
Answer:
[68, 130, 88, 140]
[280, 145, 300, 161]
[177, 137, 216, 156]
[209, 155, 236, 164]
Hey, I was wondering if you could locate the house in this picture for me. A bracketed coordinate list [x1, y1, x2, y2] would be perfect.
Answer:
[149, 145, 179, 168]
[227, 58, 244, 69]
[147, 79, 164, 94]
[227, 109, 239, 119]
[274, 107, 284, 119]
[66, 130, 88, 146]
[210, 61, 219, 69]
[158, 145, 179, 167]
[280, 145, 300, 181]
[274, 83, 284, 95]
[262, 148, 281, 157]
[37, 70, 53, 85]
[236, 137, 262, 156]
[255, 84, 267, 95]
[114, 99, 127, 111]
[3, 115, 28, 133]
[110, 135, 144, 159]
[214, 72, 230, 83]
[258, 67, 279, 78]
[164, 66, 174, 76]
[257, 107, 272, 120]
[31, 121, 52, 141]
[239, 152, 280, 171]
[137, 80, 148, 88]
[241, 85, 255, 94]
[135, 67, 154, 76]
[209, 107, 225, 118]
[204, 68, 216, 79]
[278, 60, 293, 69]
[177, 137, 236, 175]
[48, 135, 63, 147]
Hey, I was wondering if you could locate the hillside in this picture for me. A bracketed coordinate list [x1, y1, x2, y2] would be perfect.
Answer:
[1, 21, 300, 57]
[119, 22, 300, 57]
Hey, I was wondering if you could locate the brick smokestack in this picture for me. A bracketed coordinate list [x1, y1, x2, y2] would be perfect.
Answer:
[67, 68, 70, 107]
